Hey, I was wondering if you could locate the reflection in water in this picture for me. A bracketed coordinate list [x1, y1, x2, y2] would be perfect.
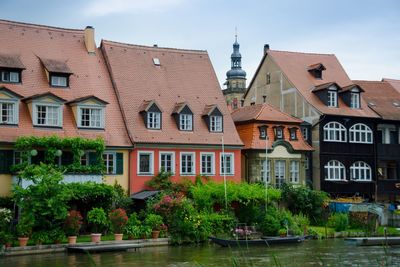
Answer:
[1, 239, 400, 266]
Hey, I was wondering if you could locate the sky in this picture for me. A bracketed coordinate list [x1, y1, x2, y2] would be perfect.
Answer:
[1, 0, 399, 87]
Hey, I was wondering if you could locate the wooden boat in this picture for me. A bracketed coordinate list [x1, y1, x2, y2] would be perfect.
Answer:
[209, 236, 305, 247]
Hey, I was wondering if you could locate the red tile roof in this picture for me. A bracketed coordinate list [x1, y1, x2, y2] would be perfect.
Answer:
[101, 40, 242, 146]
[353, 80, 400, 121]
[39, 57, 73, 74]
[0, 19, 131, 147]
[383, 78, 400, 94]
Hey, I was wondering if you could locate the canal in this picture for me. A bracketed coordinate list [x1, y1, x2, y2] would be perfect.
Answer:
[1, 239, 399, 266]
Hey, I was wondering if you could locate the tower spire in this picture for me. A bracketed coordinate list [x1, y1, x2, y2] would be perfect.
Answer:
[235, 27, 237, 42]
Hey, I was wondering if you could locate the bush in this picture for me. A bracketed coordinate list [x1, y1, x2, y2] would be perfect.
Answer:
[112, 183, 133, 212]
[327, 213, 349, 232]
[260, 207, 281, 236]
[146, 171, 173, 191]
[109, 208, 128, 234]
[87, 208, 109, 233]
[144, 214, 164, 231]
[64, 210, 83, 236]
[31, 231, 49, 245]
[48, 228, 65, 243]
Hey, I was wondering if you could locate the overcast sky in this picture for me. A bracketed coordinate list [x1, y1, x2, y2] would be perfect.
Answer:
[1, 0, 399, 87]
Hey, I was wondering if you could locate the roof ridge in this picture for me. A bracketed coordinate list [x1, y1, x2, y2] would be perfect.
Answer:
[0, 19, 84, 33]
[353, 80, 386, 83]
[269, 49, 335, 56]
[102, 39, 207, 54]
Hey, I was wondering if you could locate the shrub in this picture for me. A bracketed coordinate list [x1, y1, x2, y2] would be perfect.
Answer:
[327, 213, 349, 232]
[48, 228, 66, 243]
[109, 208, 128, 234]
[16, 213, 34, 237]
[112, 183, 133, 212]
[64, 210, 83, 236]
[146, 171, 173, 191]
[32, 231, 49, 245]
[260, 207, 281, 236]
[0, 208, 12, 231]
[144, 214, 164, 231]
[87, 208, 109, 233]
[125, 225, 142, 239]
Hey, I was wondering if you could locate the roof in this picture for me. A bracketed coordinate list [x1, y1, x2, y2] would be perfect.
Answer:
[101, 40, 242, 146]
[353, 80, 400, 121]
[0, 19, 131, 147]
[247, 50, 379, 118]
[383, 78, 400, 94]
[0, 54, 25, 69]
[22, 92, 67, 103]
[66, 95, 109, 105]
[231, 103, 303, 124]
[307, 63, 326, 71]
[312, 82, 341, 93]
[39, 57, 73, 74]
[172, 102, 191, 114]
[130, 190, 160, 200]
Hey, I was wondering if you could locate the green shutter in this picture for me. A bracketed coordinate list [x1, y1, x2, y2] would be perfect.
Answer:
[61, 151, 74, 166]
[88, 152, 98, 165]
[0, 150, 13, 174]
[116, 153, 123, 175]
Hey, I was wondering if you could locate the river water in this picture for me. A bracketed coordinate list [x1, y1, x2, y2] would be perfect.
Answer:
[1, 239, 400, 266]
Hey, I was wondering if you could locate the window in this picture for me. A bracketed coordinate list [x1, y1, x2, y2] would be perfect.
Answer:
[201, 152, 215, 175]
[275, 127, 283, 140]
[349, 123, 373, 144]
[50, 75, 68, 87]
[350, 161, 372, 181]
[180, 152, 195, 175]
[266, 73, 271, 84]
[261, 160, 270, 183]
[323, 122, 347, 142]
[290, 161, 300, 183]
[79, 107, 104, 128]
[80, 152, 88, 166]
[289, 128, 297, 140]
[378, 125, 397, 144]
[138, 151, 154, 175]
[147, 112, 161, 129]
[350, 92, 360, 109]
[210, 116, 222, 132]
[259, 126, 267, 139]
[302, 127, 308, 140]
[34, 104, 61, 127]
[220, 153, 234, 175]
[103, 152, 116, 174]
[378, 161, 397, 180]
[327, 90, 337, 107]
[0, 101, 17, 124]
[275, 160, 286, 188]
[324, 160, 346, 181]
[159, 152, 174, 173]
[179, 114, 193, 131]
[1, 70, 20, 83]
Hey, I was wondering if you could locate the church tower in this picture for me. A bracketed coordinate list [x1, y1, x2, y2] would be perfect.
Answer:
[223, 33, 247, 110]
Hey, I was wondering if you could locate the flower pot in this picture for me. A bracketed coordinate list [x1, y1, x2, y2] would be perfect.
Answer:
[68, 236, 77, 245]
[18, 237, 29, 247]
[152, 230, 160, 239]
[91, 233, 102, 243]
[114, 233, 123, 241]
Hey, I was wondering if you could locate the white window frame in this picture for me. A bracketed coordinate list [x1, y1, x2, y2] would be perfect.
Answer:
[180, 152, 196, 176]
[350, 161, 372, 182]
[324, 160, 346, 181]
[327, 90, 338, 107]
[32, 102, 63, 127]
[349, 123, 373, 144]
[261, 159, 271, 183]
[210, 115, 222, 132]
[159, 151, 175, 174]
[0, 100, 18, 124]
[50, 75, 68, 87]
[200, 152, 215, 176]
[350, 92, 360, 109]
[147, 112, 161, 129]
[275, 160, 286, 187]
[1, 70, 19, 83]
[220, 152, 234, 176]
[78, 106, 105, 129]
[137, 151, 154, 175]
[103, 152, 116, 175]
[290, 160, 300, 183]
[179, 113, 193, 131]
[323, 121, 347, 142]
[80, 152, 89, 166]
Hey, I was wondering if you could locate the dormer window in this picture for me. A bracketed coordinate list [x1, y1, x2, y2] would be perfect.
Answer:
[172, 102, 193, 131]
[327, 90, 337, 107]
[50, 74, 68, 87]
[350, 91, 360, 109]
[341, 85, 363, 109]
[1, 70, 20, 83]
[203, 105, 223, 133]
[308, 63, 326, 79]
[0, 87, 22, 125]
[289, 127, 297, 140]
[39, 58, 72, 88]
[0, 54, 25, 84]
[210, 116, 222, 132]
[259, 126, 267, 139]
[139, 100, 162, 130]
[67, 96, 108, 129]
[274, 126, 284, 140]
[179, 114, 192, 131]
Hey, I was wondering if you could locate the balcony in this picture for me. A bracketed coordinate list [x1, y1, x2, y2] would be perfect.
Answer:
[13, 174, 102, 189]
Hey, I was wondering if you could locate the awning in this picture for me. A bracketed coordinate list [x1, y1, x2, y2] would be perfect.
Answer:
[130, 190, 160, 200]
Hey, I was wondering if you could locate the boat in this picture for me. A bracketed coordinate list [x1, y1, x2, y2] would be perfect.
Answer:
[209, 236, 305, 247]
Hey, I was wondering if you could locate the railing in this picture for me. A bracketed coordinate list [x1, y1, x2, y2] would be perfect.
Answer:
[12, 174, 103, 189]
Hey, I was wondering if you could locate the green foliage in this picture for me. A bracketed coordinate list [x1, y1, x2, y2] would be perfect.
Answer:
[64, 210, 83, 236]
[190, 182, 281, 211]
[13, 164, 70, 233]
[260, 207, 281, 236]
[145, 171, 173, 191]
[12, 135, 105, 174]
[124, 213, 142, 239]
[16, 213, 34, 237]
[112, 183, 133, 212]
[0, 208, 12, 230]
[87, 208, 109, 233]
[140, 225, 152, 238]
[109, 208, 128, 234]
[144, 214, 164, 231]
[49, 228, 66, 243]
[31, 231, 50, 244]
[327, 213, 349, 232]
[280, 184, 329, 225]
[293, 213, 310, 234]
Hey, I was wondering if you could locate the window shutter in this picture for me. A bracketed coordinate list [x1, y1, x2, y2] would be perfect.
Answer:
[88, 152, 98, 165]
[0, 150, 13, 174]
[116, 153, 123, 175]
[61, 151, 74, 166]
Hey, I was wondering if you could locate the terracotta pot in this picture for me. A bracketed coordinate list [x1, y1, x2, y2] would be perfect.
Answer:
[152, 230, 160, 239]
[91, 233, 102, 243]
[18, 237, 29, 247]
[68, 236, 77, 245]
[114, 233, 123, 241]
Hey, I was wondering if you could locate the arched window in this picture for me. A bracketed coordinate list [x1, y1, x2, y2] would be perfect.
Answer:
[350, 161, 372, 181]
[349, 123, 373, 144]
[323, 122, 347, 142]
[324, 160, 346, 181]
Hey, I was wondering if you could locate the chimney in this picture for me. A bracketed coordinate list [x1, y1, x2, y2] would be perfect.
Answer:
[264, 44, 270, 55]
[84, 26, 96, 54]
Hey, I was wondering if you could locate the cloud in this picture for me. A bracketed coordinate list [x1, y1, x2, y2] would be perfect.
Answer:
[83, 0, 186, 17]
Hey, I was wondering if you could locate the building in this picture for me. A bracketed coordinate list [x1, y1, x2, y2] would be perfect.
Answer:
[231, 104, 313, 187]
[222, 35, 247, 110]
[101, 41, 243, 193]
[244, 46, 380, 199]
[0, 20, 132, 196]
[354, 80, 400, 201]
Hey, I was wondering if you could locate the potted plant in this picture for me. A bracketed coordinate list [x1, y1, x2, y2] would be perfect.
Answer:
[0, 231, 13, 248]
[87, 208, 108, 243]
[279, 228, 287, 237]
[64, 210, 83, 244]
[31, 231, 49, 246]
[0, 208, 13, 248]
[125, 225, 142, 240]
[109, 208, 128, 241]
[140, 225, 152, 239]
[144, 214, 164, 239]
[16, 214, 33, 247]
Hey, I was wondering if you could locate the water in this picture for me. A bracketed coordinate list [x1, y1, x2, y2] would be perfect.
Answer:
[1, 239, 400, 266]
